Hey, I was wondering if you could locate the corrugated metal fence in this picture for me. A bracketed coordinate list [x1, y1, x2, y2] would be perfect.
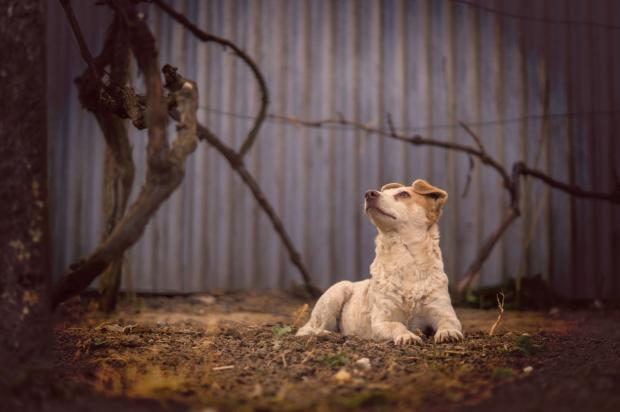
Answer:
[47, 0, 620, 299]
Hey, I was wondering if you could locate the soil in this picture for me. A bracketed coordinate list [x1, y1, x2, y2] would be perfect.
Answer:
[14, 291, 620, 411]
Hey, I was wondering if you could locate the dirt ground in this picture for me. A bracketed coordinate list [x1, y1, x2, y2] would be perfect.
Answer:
[26, 291, 620, 411]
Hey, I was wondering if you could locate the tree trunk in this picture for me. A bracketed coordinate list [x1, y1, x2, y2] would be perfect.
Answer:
[0, 0, 51, 397]
[97, 29, 135, 312]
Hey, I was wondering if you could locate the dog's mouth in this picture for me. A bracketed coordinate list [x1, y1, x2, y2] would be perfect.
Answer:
[365, 205, 397, 220]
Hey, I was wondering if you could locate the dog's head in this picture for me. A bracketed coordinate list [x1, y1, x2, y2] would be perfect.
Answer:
[364, 179, 448, 233]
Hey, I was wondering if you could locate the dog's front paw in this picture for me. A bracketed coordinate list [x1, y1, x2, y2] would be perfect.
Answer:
[394, 331, 423, 346]
[296, 326, 332, 336]
[434, 328, 464, 343]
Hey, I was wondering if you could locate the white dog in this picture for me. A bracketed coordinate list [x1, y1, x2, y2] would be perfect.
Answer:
[297, 179, 463, 344]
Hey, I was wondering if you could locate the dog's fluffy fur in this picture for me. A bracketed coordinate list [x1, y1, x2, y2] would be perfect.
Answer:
[297, 179, 463, 344]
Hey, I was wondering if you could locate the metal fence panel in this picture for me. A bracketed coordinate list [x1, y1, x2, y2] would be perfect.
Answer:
[47, 0, 620, 298]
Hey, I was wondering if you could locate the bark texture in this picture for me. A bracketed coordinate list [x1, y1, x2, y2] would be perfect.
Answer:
[0, 0, 51, 393]
[95, 19, 135, 312]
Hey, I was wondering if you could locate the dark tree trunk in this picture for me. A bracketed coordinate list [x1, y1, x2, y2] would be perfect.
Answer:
[0, 0, 51, 397]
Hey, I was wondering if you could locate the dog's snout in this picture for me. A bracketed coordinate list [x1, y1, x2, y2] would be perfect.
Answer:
[365, 190, 380, 200]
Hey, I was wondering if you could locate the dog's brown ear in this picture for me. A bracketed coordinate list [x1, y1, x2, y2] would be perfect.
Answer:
[412, 179, 448, 223]
[412, 179, 448, 203]
[381, 182, 404, 191]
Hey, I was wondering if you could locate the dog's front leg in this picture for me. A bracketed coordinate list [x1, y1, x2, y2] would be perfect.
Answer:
[370, 297, 422, 345]
[424, 288, 463, 343]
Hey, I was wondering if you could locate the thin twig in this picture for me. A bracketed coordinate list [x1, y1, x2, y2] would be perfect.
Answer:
[520, 164, 620, 203]
[458, 121, 484, 152]
[271, 114, 620, 206]
[151, 0, 318, 296]
[457, 207, 520, 295]
[291, 304, 309, 328]
[270, 113, 513, 190]
[58, 0, 103, 81]
[515, 117, 549, 296]
[386, 113, 397, 137]
[461, 155, 475, 198]
[212, 365, 235, 371]
[267, 114, 620, 296]
[175, 114, 321, 297]
[489, 290, 505, 336]
[449, 0, 620, 31]
[152, 0, 269, 158]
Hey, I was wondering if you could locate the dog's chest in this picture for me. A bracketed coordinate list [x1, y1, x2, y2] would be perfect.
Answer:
[371, 256, 441, 312]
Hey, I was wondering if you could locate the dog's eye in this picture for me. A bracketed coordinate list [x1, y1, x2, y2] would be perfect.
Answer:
[396, 191, 410, 199]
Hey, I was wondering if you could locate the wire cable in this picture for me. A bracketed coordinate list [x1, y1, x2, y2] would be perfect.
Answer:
[197, 105, 620, 134]
[448, 0, 620, 31]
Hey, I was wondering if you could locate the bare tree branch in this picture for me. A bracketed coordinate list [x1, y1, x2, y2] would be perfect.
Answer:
[269, 114, 513, 190]
[52, 69, 198, 308]
[150, 0, 318, 296]
[462, 154, 475, 198]
[273, 114, 620, 198]
[58, 0, 104, 82]
[95, 108, 134, 312]
[519, 163, 620, 203]
[88, 15, 136, 312]
[152, 0, 269, 158]
[386, 113, 397, 137]
[271, 114, 620, 205]
[67, 14, 136, 311]
[53, 1, 320, 304]
[52, 4, 199, 308]
[167, 112, 321, 298]
[115, 2, 170, 171]
[58, 2, 619, 303]
[459, 121, 484, 152]
[267, 114, 620, 298]
[456, 160, 526, 296]
[456, 207, 520, 295]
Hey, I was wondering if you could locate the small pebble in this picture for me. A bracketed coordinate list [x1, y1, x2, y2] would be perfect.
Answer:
[523, 366, 534, 374]
[355, 357, 372, 371]
[333, 368, 352, 384]
[192, 295, 217, 306]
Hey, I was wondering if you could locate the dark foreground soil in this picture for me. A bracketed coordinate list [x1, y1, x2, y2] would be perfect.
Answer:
[9, 292, 620, 411]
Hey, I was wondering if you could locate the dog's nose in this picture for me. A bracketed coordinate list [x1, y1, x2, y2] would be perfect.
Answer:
[365, 190, 380, 200]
